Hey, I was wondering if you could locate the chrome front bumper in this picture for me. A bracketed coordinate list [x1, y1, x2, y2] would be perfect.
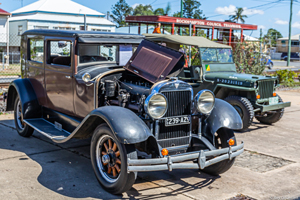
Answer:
[127, 142, 244, 172]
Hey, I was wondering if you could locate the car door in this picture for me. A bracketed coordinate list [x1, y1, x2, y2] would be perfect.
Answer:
[44, 37, 75, 116]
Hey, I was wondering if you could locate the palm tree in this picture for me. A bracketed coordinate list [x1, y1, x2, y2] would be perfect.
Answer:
[154, 2, 171, 16]
[229, 7, 247, 23]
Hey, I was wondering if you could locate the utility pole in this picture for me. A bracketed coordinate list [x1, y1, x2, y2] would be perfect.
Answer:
[287, 0, 293, 66]
[180, 0, 183, 35]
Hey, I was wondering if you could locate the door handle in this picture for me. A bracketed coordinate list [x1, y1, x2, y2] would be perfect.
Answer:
[65, 76, 72, 79]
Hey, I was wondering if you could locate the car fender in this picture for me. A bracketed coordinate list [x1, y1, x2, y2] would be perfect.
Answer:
[6, 79, 41, 119]
[62, 106, 154, 144]
[206, 98, 243, 134]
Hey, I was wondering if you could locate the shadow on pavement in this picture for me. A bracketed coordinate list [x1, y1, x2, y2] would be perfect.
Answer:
[0, 119, 219, 199]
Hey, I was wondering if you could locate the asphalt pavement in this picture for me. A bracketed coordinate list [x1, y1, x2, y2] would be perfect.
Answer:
[0, 90, 300, 200]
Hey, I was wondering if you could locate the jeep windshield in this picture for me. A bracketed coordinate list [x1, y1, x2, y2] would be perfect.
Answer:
[200, 48, 233, 63]
[78, 44, 137, 65]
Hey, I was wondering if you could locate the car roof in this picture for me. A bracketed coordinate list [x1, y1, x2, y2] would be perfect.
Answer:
[23, 29, 145, 44]
[143, 34, 231, 49]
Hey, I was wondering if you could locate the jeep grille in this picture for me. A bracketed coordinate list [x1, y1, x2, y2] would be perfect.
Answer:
[258, 80, 274, 99]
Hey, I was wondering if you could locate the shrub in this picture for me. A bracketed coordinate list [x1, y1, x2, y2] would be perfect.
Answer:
[274, 69, 297, 86]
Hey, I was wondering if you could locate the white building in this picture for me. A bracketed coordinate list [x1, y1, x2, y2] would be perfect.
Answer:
[0, 9, 10, 47]
[9, 0, 116, 46]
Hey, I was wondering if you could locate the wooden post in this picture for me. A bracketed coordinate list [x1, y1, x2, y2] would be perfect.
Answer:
[212, 27, 214, 40]
[128, 23, 130, 33]
[171, 23, 175, 35]
[138, 23, 141, 34]
[163, 24, 165, 34]
[207, 29, 209, 39]
[229, 28, 232, 46]
[241, 29, 243, 42]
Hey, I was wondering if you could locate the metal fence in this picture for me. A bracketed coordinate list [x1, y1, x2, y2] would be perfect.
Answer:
[0, 34, 21, 84]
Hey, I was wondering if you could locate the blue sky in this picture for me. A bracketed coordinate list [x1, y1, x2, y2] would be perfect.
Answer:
[3, 0, 299, 38]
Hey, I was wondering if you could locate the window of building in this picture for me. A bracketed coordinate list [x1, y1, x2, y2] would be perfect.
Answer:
[18, 25, 23, 36]
[291, 41, 299, 46]
[53, 27, 76, 30]
[281, 41, 286, 44]
[80, 25, 88, 30]
[47, 40, 72, 66]
[29, 39, 44, 63]
[91, 28, 111, 32]
[34, 26, 49, 29]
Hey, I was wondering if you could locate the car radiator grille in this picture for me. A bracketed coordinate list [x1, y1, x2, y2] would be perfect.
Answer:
[156, 90, 191, 149]
[258, 80, 274, 99]
[162, 90, 191, 117]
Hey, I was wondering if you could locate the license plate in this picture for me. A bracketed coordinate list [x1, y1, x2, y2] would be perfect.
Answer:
[165, 116, 190, 126]
[269, 97, 279, 105]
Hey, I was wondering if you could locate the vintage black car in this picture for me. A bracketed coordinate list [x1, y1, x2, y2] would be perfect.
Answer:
[6, 30, 244, 194]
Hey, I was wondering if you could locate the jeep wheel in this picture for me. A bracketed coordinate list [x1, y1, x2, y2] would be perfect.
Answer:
[255, 95, 284, 124]
[14, 97, 34, 137]
[201, 128, 236, 175]
[225, 96, 254, 131]
[90, 125, 137, 194]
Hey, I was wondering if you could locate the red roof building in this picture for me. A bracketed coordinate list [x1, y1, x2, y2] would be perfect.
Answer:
[0, 8, 11, 16]
[126, 15, 258, 45]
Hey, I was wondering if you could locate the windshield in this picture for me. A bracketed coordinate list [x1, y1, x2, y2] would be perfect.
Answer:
[200, 48, 233, 63]
[78, 44, 138, 65]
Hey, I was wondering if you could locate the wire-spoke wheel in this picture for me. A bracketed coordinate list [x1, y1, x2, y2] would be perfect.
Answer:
[91, 125, 137, 194]
[14, 97, 34, 137]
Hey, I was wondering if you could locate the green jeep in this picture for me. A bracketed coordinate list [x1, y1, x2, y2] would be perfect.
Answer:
[145, 34, 291, 131]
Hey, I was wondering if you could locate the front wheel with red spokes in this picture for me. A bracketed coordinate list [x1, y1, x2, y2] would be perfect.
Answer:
[90, 125, 137, 194]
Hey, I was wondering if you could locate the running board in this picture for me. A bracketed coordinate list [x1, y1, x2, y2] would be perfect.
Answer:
[24, 118, 71, 141]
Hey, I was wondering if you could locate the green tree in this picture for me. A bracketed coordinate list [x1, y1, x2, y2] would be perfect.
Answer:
[110, 0, 132, 27]
[133, 4, 153, 16]
[172, 11, 181, 17]
[229, 7, 247, 23]
[183, 0, 204, 19]
[264, 28, 283, 46]
[154, 2, 171, 16]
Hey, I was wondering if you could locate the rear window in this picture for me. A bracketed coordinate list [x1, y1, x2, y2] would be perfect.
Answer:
[29, 39, 44, 63]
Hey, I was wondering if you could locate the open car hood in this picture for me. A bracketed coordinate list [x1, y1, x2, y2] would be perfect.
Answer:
[123, 40, 185, 83]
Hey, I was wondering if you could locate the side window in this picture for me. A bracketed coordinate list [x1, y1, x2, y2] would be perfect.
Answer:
[29, 39, 44, 63]
[47, 40, 72, 66]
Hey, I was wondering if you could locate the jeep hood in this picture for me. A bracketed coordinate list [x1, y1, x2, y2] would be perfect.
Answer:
[205, 72, 276, 82]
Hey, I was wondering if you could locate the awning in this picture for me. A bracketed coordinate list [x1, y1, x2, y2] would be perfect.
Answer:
[144, 34, 231, 49]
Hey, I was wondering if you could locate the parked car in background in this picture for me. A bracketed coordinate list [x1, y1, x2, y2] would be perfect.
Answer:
[281, 52, 300, 61]
[5, 30, 244, 194]
[145, 34, 291, 131]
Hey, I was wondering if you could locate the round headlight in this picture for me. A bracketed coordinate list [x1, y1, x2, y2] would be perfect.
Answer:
[145, 93, 167, 119]
[82, 73, 91, 82]
[195, 90, 215, 114]
[254, 82, 258, 88]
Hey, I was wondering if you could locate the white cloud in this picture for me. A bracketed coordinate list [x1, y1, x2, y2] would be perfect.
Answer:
[215, 5, 264, 16]
[292, 22, 300, 29]
[258, 25, 266, 30]
[132, 3, 143, 9]
[275, 18, 288, 25]
[215, 5, 236, 15]
[297, 10, 300, 15]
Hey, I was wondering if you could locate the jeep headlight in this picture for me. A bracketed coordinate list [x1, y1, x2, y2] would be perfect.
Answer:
[145, 93, 167, 119]
[195, 90, 215, 114]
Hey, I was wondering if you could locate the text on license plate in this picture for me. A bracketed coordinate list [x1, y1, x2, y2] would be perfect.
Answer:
[165, 116, 190, 126]
[269, 97, 279, 105]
